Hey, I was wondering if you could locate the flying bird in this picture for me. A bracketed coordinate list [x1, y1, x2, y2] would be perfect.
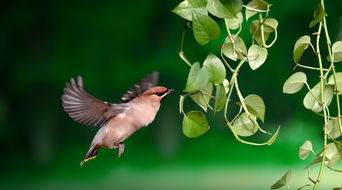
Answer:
[61, 72, 173, 166]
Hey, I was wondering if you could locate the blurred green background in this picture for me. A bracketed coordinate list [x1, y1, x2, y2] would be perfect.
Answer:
[1, 0, 342, 189]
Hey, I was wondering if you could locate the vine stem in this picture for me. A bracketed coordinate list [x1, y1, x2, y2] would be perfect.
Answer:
[179, 22, 192, 67]
[312, 2, 328, 188]
[322, 14, 342, 135]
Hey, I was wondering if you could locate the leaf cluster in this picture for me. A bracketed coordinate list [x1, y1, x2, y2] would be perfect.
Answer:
[173, 0, 280, 145]
[274, 2, 342, 189]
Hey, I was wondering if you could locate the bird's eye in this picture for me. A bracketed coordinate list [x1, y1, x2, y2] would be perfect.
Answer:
[155, 92, 164, 96]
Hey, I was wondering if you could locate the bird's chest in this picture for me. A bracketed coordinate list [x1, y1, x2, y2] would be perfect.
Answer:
[130, 103, 160, 127]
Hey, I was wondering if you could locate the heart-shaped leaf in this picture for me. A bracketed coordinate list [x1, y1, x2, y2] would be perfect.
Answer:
[214, 83, 226, 112]
[206, 0, 243, 19]
[203, 53, 226, 83]
[309, 4, 327, 28]
[244, 94, 265, 122]
[329, 41, 342, 62]
[224, 12, 243, 30]
[232, 112, 259, 137]
[293, 35, 311, 63]
[328, 72, 342, 95]
[283, 72, 307, 94]
[299, 140, 314, 160]
[222, 35, 247, 61]
[182, 111, 210, 138]
[190, 83, 213, 111]
[172, 0, 208, 21]
[250, 18, 278, 46]
[184, 62, 209, 92]
[324, 142, 342, 167]
[270, 170, 292, 189]
[247, 44, 268, 70]
[326, 119, 342, 139]
[192, 12, 221, 45]
[245, 0, 269, 20]
[303, 81, 334, 113]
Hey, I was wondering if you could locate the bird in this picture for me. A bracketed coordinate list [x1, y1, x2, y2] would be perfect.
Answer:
[61, 72, 174, 166]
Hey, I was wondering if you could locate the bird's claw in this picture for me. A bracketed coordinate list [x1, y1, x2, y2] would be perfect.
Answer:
[116, 143, 125, 157]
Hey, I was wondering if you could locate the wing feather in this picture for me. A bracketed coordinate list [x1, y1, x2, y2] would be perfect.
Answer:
[62, 76, 129, 127]
[120, 72, 159, 103]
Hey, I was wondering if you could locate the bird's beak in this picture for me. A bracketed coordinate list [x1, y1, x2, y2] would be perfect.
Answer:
[167, 89, 174, 95]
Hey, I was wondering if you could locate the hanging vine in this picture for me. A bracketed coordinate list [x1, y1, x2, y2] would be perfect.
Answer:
[272, 0, 342, 189]
[173, 0, 280, 145]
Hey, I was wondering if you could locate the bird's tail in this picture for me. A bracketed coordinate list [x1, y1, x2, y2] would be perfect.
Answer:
[80, 145, 100, 166]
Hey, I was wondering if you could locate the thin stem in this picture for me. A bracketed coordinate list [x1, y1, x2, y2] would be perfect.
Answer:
[224, 20, 246, 61]
[243, 5, 269, 13]
[260, 13, 277, 48]
[296, 64, 328, 71]
[224, 75, 236, 122]
[179, 22, 192, 67]
[309, 42, 316, 54]
[231, 106, 242, 124]
[326, 165, 342, 173]
[312, 15, 328, 190]
[226, 122, 279, 146]
[233, 61, 250, 116]
[221, 51, 234, 72]
[304, 83, 322, 103]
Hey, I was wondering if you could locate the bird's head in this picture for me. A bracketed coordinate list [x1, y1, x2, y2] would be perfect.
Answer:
[142, 86, 174, 102]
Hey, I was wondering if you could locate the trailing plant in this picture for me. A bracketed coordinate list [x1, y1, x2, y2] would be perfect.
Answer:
[272, 0, 342, 189]
[172, 0, 280, 145]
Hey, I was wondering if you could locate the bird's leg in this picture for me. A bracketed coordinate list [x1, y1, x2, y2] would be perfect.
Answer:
[114, 142, 125, 157]
[117, 143, 125, 157]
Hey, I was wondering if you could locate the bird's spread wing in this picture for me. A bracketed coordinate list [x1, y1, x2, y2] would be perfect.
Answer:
[62, 76, 129, 127]
[120, 72, 159, 103]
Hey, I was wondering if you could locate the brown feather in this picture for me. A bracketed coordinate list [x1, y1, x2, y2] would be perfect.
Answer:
[120, 72, 159, 103]
[62, 76, 128, 127]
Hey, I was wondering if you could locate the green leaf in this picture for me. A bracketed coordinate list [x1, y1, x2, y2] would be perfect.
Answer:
[329, 41, 342, 62]
[303, 81, 334, 112]
[214, 83, 226, 112]
[283, 72, 307, 94]
[190, 83, 213, 111]
[324, 142, 342, 167]
[247, 44, 268, 70]
[299, 140, 314, 160]
[309, 4, 327, 28]
[328, 72, 342, 95]
[182, 111, 210, 138]
[222, 35, 247, 61]
[184, 62, 209, 92]
[172, 0, 208, 21]
[245, 0, 269, 20]
[203, 53, 226, 83]
[206, 0, 243, 19]
[326, 119, 342, 139]
[232, 112, 259, 137]
[244, 94, 265, 122]
[293, 35, 311, 63]
[224, 12, 243, 30]
[305, 156, 326, 169]
[250, 18, 278, 46]
[270, 170, 292, 189]
[188, 0, 208, 7]
[192, 12, 221, 45]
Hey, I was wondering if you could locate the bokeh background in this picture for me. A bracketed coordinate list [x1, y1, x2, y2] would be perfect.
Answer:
[1, 0, 342, 189]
